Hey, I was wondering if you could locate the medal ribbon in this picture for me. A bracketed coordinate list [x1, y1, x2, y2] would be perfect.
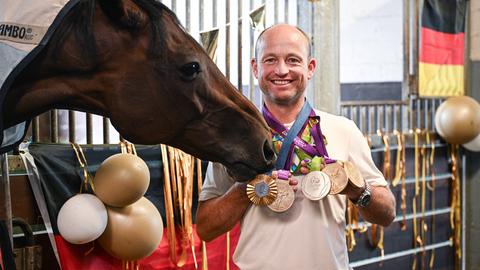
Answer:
[262, 101, 333, 171]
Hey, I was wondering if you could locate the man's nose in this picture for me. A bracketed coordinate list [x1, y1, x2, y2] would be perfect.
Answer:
[274, 60, 289, 75]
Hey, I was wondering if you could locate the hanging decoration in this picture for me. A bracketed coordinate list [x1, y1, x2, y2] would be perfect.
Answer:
[57, 143, 107, 245]
[200, 28, 219, 61]
[249, 4, 266, 32]
[419, 0, 466, 96]
[434, 96, 480, 145]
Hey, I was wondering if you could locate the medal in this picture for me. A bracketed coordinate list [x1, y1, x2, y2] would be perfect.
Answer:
[246, 175, 278, 205]
[301, 171, 331, 201]
[267, 180, 295, 212]
[322, 161, 348, 194]
[342, 161, 364, 188]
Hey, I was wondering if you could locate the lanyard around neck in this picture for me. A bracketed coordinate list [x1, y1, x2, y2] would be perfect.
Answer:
[262, 101, 332, 170]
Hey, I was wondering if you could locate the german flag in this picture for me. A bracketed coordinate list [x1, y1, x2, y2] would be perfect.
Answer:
[419, 0, 466, 97]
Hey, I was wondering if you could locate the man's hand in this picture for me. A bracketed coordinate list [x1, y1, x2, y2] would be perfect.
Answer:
[272, 170, 298, 191]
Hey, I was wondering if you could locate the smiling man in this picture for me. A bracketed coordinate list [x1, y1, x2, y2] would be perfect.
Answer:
[196, 24, 396, 270]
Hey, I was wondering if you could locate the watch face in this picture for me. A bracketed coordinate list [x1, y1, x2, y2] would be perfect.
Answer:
[360, 194, 371, 207]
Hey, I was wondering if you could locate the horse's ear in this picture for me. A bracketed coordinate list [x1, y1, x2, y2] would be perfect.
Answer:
[99, 0, 148, 30]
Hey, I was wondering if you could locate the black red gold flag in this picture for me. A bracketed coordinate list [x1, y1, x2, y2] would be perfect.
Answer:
[419, 0, 466, 97]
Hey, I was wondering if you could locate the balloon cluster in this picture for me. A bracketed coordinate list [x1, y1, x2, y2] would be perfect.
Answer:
[57, 148, 163, 261]
[435, 96, 480, 151]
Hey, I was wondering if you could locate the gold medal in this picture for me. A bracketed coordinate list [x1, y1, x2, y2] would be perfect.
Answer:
[342, 160, 364, 188]
[246, 175, 278, 205]
[301, 171, 331, 201]
[322, 162, 348, 194]
[267, 180, 295, 212]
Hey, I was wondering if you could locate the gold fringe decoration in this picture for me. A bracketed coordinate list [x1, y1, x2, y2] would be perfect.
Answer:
[196, 158, 209, 270]
[161, 146, 199, 268]
[420, 131, 428, 269]
[161, 145, 179, 266]
[392, 130, 407, 230]
[449, 144, 461, 269]
[71, 143, 95, 194]
[377, 130, 391, 180]
[411, 129, 421, 270]
[122, 260, 140, 270]
[426, 133, 437, 268]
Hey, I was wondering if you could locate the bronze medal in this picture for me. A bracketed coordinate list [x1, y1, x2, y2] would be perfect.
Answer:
[301, 171, 331, 201]
[342, 160, 364, 188]
[267, 180, 295, 212]
[322, 162, 348, 194]
[246, 175, 278, 205]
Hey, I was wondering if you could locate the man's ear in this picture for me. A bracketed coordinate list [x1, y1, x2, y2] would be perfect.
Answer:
[307, 58, 317, 80]
[99, 0, 148, 30]
[251, 58, 259, 79]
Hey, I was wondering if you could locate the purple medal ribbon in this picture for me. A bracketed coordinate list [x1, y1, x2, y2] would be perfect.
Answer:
[262, 101, 334, 173]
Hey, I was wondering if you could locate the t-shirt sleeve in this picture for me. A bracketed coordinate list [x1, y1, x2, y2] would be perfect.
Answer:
[346, 120, 388, 187]
[199, 162, 236, 201]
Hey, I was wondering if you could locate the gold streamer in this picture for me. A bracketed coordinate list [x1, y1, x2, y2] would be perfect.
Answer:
[449, 144, 462, 268]
[70, 143, 95, 194]
[226, 231, 231, 270]
[420, 131, 427, 269]
[161, 145, 178, 265]
[411, 129, 421, 270]
[427, 133, 437, 268]
[196, 158, 209, 270]
[377, 130, 391, 181]
[393, 130, 407, 230]
[346, 200, 356, 251]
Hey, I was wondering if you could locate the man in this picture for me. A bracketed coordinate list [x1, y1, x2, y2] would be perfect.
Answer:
[196, 24, 396, 270]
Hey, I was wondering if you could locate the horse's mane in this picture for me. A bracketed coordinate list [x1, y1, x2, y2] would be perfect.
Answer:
[49, 0, 184, 65]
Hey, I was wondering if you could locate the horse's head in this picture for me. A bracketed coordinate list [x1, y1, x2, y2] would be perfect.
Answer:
[5, 0, 274, 181]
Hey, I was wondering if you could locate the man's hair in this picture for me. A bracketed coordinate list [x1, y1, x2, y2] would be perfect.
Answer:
[254, 24, 312, 59]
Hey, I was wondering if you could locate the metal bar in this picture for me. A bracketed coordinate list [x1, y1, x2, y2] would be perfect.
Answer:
[403, 0, 411, 97]
[86, 113, 93, 144]
[68, 110, 75, 142]
[32, 116, 40, 142]
[237, 0, 242, 92]
[371, 142, 448, 152]
[348, 206, 451, 231]
[341, 100, 407, 106]
[416, 97, 421, 129]
[226, 0, 230, 78]
[0, 153, 13, 247]
[50, 109, 58, 143]
[213, 0, 217, 27]
[349, 240, 453, 268]
[424, 98, 429, 130]
[186, 0, 191, 31]
[103, 117, 110, 144]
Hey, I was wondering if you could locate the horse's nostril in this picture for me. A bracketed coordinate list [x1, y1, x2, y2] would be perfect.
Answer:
[262, 139, 275, 163]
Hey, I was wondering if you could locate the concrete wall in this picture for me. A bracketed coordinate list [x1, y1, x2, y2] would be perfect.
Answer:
[339, 0, 403, 83]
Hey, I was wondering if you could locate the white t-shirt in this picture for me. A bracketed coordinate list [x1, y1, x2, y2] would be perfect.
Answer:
[199, 110, 387, 270]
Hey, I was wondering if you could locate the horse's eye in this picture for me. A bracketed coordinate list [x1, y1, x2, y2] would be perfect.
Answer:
[180, 62, 201, 81]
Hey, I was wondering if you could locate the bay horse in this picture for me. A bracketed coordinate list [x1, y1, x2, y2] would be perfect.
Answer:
[1, 0, 275, 181]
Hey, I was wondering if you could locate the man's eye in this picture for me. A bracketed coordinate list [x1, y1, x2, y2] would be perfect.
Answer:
[263, 58, 276, 64]
[287, 58, 301, 64]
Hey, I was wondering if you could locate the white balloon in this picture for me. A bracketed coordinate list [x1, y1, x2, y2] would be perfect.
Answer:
[463, 133, 480, 152]
[57, 193, 108, 244]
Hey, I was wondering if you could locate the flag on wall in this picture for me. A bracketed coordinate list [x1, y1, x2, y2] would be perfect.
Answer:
[419, 0, 466, 97]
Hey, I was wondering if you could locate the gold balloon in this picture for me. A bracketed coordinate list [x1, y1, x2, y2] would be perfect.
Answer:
[97, 197, 163, 261]
[94, 153, 150, 207]
[435, 96, 480, 144]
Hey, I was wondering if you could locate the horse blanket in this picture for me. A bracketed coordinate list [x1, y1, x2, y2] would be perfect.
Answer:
[0, 0, 79, 153]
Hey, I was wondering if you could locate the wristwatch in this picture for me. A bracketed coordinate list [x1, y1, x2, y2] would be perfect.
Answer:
[354, 181, 371, 208]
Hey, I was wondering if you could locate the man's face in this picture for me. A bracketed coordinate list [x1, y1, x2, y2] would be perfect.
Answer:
[252, 26, 316, 106]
